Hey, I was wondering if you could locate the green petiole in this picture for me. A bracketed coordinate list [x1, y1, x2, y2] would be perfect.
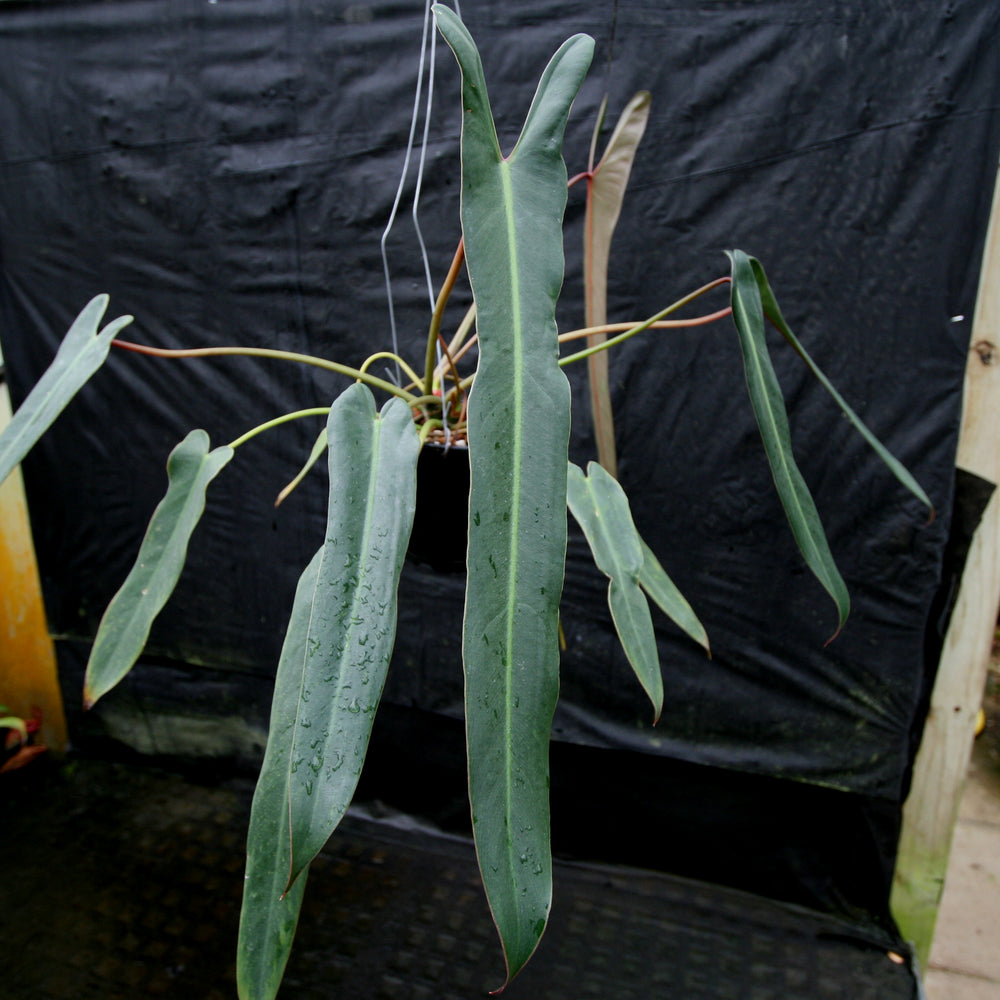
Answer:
[558, 278, 731, 367]
[113, 341, 421, 406]
[228, 408, 331, 450]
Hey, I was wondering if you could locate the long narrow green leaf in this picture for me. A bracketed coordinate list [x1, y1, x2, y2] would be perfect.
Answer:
[567, 462, 662, 721]
[237, 550, 318, 1000]
[0, 295, 133, 486]
[637, 540, 710, 657]
[286, 385, 418, 885]
[584, 92, 651, 477]
[83, 429, 233, 707]
[435, 5, 593, 985]
[727, 249, 850, 637]
[237, 384, 418, 1000]
[747, 254, 934, 516]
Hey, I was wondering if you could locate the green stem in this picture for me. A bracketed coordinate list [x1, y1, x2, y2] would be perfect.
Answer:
[410, 393, 443, 409]
[434, 303, 478, 386]
[558, 279, 731, 367]
[440, 322, 478, 377]
[424, 238, 466, 396]
[113, 341, 420, 405]
[358, 351, 424, 387]
[227, 408, 331, 449]
[418, 419, 444, 445]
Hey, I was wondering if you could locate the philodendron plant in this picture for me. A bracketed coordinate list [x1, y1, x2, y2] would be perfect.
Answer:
[0, 7, 931, 998]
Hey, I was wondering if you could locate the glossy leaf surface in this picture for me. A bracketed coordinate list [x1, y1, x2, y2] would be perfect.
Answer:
[747, 254, 933, 516]
[237, 552, 317, 1000]
[638, 540, 710, 657]
[287, 385, 418, 883]
[0, 295, 133, 486]
[237, 384, 418, 1000]
[567, 461, 662, 720]
[435, 4, 593, 984]
[727, 249, 850, 636]
[83, 430, 233, 707]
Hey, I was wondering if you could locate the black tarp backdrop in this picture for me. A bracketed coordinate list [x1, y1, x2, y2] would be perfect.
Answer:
[1, 0, 999, 932]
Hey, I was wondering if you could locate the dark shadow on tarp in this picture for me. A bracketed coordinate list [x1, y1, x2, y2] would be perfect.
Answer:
[1, 0, 999, 966]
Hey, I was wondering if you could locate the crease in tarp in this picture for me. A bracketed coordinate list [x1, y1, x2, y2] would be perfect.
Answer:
[0, 0, 997, 813]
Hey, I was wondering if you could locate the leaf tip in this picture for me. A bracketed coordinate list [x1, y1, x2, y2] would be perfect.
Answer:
[101, 314, 136, 341]
[648, 683, 664, 726]
[823, 617, 847, 647]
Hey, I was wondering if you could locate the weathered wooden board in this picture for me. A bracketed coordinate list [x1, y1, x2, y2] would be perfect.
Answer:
[0, 368, 67, 755]
[892, 162, 1000, 963]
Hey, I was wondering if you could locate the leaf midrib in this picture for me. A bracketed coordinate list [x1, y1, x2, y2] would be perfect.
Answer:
[286, 411, 383, 883]
[735, 281, 823, 571]
[99, 444, 219, 660]
[500, 158, 523, 892]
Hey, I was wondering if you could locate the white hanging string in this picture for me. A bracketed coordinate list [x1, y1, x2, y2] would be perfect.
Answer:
[380, 0, 438, 386]
[411, 12, 445, 435]
[415, 2, 462, 429]
[411, 21, 437, 314]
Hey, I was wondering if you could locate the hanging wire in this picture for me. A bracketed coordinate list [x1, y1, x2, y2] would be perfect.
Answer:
[380, 0, 437, 386]
[411, 13, 438, 315]
[417, 0, 465, 412]
[381, 0, 468, 470]
[439, 0, 463, 457]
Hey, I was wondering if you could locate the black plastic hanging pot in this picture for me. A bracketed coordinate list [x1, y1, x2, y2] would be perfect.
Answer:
[407, 441, 470, 573]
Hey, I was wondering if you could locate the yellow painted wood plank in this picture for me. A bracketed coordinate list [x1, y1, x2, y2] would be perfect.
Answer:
[0, 374, 67, 755]
[892, 162, 1000, 963]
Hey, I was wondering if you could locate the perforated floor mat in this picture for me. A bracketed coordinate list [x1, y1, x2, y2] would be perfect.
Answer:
[1, 758, 919, 999]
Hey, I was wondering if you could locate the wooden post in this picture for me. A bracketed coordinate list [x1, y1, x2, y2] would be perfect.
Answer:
[0, 369, 68, 755]
[891, 162, 1000, 963]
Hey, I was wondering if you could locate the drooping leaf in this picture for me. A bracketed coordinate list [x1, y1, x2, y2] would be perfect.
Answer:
[727, 249, 850, 637]
[83, 430, 233, 707]
[0, 295, 133, 486]
[237, 551, 318, 1000]
[567, 462, 662, 721]
[583, 92, 651, 477]
[637, 540, 710, 657]
[435, 5, 593, 985]
[286, 385, 418, 885]
[747, 254, 934, 517]
[237, 384, 418, 1000]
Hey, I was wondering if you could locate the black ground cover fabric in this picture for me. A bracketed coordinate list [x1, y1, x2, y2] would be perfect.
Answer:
[1, 756, 921, 999]
[1, 0, 999, 919]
